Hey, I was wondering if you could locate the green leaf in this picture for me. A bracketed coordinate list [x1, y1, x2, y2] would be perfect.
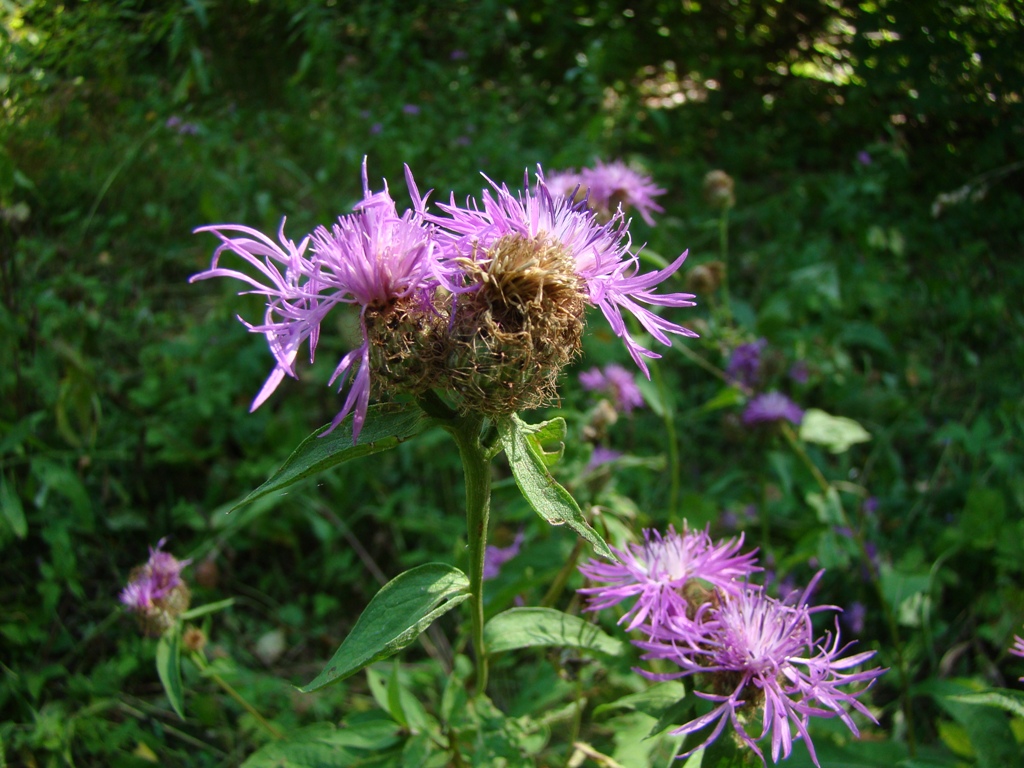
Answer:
[799, 408, 871, 453]
[180, 598, 235, 620]
[0, 473, 27, 539]
[156, 627, 185, 720]
[233, 403, 431, 512]
[952, 688, 1024, 720]
[593, 681, 687, 718]
[517, 416, 567, 467]
[241, 719, 403, 768]
[497, 415, 612, 560]
[300, 564, 470, 692]
[917, 678, 1021, 768]
[483, 607, 624, 656]
[699, 387, 744, 413]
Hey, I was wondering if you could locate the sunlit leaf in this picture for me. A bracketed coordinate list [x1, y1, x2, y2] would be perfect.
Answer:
[300, 564, 470, 691]
[484, 607, 624, 656]
[497, 415, 612, 560]
[233, 403, 431, 512]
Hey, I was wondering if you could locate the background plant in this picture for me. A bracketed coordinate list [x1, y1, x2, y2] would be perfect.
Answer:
[2, 0, 1022, 765]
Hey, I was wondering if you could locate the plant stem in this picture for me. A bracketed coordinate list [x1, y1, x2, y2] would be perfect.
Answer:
[189, 651, 284, 740]
[718, 207, 732, 325]
[445, 412, 492, 696]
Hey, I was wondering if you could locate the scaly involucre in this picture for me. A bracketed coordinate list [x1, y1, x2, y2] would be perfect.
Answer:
[642, 576, 885, 767]
[429, 169, 697, 375]
[192, 161, 441, 440]
[578, 525, 758, 632]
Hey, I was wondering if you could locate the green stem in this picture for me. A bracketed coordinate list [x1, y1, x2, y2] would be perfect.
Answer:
[190, 650, 284, 740]
[444, 412, 492, 697]
[718, 207, 732, 325]
[649, 361, 680, 513]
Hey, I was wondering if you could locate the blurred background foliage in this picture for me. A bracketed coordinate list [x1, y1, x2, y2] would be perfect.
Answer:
[2, 0, 1023, 765]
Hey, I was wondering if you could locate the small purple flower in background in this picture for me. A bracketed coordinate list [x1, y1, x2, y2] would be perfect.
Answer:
[483, 531, 525, 580]
[862, 496, 879, 516]
[726, 338, 767, 388]
[454, 135, 471, 147]
[587, 445, 623, 470]
[579, 363, 645, 414]
[370, 122, 383, 135]
[743, 391, 804, 426]
[121, 539, 192, 636]
[844, 601, 867, 635]
[165, 115, 199, 135]
[857, 150, 873, 166]
[579, 525, 758, 632]
[402, 104, 421, 115]
[789, 360, 809, 385]
[642, 577, 884, 767]
[580, 159, 665, 225]
[165, 115, 182, 129]
[450, 49, 467, 60]
[1009, 632, 1024, 681]
[429, 168, 697, 375]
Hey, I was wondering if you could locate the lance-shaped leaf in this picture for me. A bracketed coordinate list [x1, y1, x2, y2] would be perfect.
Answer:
[156, 626, 186, 719]
[300, 563, 470, 692]
[497, 415, 613, 560]
[484, 607, 624, 656]
[233, 402, 431, 512]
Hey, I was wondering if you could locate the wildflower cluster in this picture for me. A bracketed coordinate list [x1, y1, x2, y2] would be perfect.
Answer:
[193, 160, 696, 439]
[120, 539, 191, 636]
[579, 525, 884, 766]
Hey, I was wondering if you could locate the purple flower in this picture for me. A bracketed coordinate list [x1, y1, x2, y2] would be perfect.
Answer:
[743, 391, 804, 426]
[429, 168, 697, 375]
[726, 338, 767, 388]
[857, 151, 872, 166]
[165, 116, 182, 129]
[579, 160, 665, 225]
[643, 577, 885, 767]
[579, 363, 645, 413]
[370, 122, 383, 135]
[1009, 630, 1024, 681]
[450, 49, 468, 60]
[579, 525, 758, 632]
[402, 104, 421, 115]
[192, 160, 442, 440]
[483, 531, 525, 580]
[120, 539, 190, 612]
[844, 601, 867, 635]
[789, 360, 809, 384]
[587, 446, 623, 470]
[543, 169, 585, 202]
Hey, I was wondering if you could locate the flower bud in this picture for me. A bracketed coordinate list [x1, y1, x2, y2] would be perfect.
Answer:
[702, 170, 735, 210]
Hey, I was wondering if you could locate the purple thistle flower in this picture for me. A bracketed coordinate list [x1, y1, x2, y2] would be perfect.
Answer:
[543, 169, 585, 201]
[402, 104, 421, 115]
[429, 168, 697, 375]
[192, 160, 442, 440]
[587, 445, 623, 470]
[580, 160, 665, 226]
[578, 525, 758, 632]
[726, 338, 767, 388]
[743, 391, 804, 427]
[579, 363, 645, 414]
[483, 531, 525, 580]
[844, 601, 867, 635]
[1010, 631, 1024, 682]
[120, 538, 190, 612]
[643, 576, 884, 767]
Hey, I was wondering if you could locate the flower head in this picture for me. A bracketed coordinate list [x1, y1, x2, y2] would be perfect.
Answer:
[743, 391, 804, 427]
[1010, 631, 1024, 682]
[727, 338, 767, 389]
[192, 160, 443, 440]
[579, 159, 665, 225]
[579, 525, 758, 632]
[120, 539, 192, 636]
[579, 363, 645, 414]
[431, 169, 697, 378]
[643, 577, 885, 767]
